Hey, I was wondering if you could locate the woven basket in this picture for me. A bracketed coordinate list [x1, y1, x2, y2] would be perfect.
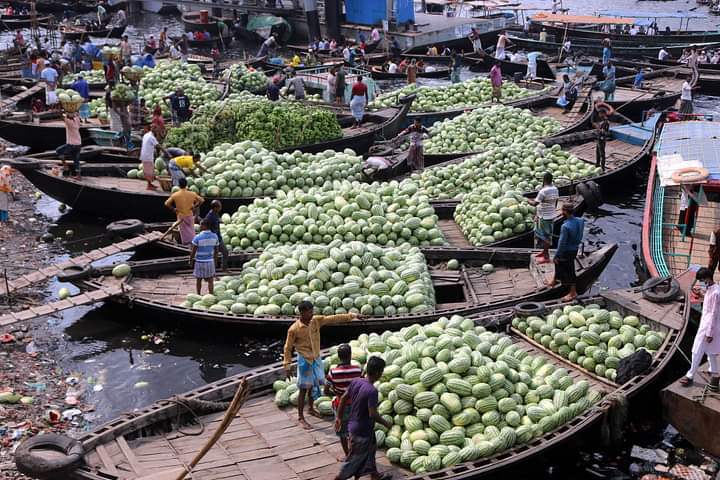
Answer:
[61, 101, 82, 113]
[157, 175, 172, 192]
[123, 71, 144, 83]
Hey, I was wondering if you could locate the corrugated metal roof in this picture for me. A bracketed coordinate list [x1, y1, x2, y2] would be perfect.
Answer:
[656, 121, 720, 179]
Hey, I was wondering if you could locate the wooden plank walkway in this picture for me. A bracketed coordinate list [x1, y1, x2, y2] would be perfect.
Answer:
[0, 84, 43, 112]
[0, 231, 164, 295]
[0, 284, 126, 327]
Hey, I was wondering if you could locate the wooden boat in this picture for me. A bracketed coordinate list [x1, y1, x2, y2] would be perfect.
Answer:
[599, 65, 689, 120]
[644, 56, 720, 72]
[370, 65, 451, 80]
[0, 14, 53, 30]
[402, 81, 554, 125]
[507, 34, 720, 59]
[68, 244, 616, 330]
[641, 119, 720, 279]
[46, 288, 683, 480]
[381, 113, 660, 211]
[182, 11, 232, 35]
[8, 101, 412, 220]
[402, 28, 502, 56]
[471, 52, 558, 80]
[0, 110, 110, 153]
[416, 93, 596, 165]
[528, 22, 720, 46]
[60, 24, 128, 41]
[172, 34, 234, 49]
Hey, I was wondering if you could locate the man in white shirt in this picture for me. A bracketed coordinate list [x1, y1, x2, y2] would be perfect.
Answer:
[528, 172, 559, 263]
[658, 47, 670, 61]
[680, 80, 693, 115]
[680, 267, 720, 391]
[140, 126, 167, 190]
[526, 51, 541, 80]
[629, 26, 639, 36]
[370, 27, 380, 44]
[387, 60, 398, 73]
[40, 64, 58, 106]
[509, 51, 523, 63]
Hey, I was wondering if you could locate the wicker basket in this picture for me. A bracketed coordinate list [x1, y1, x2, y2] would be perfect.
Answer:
[123, 70, 144, 83]
[61, 101, 82, 113]
[157, 175, 172, 192]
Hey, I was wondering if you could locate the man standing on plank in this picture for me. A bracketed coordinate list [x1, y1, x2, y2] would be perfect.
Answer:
[325, 344, 362, 455]
[283, 302, 361, 429]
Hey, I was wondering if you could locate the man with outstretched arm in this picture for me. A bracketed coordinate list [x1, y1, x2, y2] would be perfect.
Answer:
[283, 301, 361, 429]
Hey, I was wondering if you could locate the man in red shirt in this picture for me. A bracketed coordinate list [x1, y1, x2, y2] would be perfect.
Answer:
[325, 344, 362, 455]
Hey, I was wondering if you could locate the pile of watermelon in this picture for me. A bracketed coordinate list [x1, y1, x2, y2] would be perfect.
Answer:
[512, 304, 665, 381]
[274, 314, 603, 474]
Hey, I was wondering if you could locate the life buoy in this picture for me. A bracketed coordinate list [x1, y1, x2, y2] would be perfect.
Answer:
[671, 167, 709, 184]
[594, 101, 615, 116]
[15, 434, 85, 479]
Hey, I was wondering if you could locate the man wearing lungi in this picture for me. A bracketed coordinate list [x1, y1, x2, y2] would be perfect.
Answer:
[164, 177, 204, 245]
[283, 301, 361, 429]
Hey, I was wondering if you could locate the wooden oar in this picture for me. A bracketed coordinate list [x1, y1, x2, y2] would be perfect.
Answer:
[134, 378, 250, 480]
[159, 219, 181, 242]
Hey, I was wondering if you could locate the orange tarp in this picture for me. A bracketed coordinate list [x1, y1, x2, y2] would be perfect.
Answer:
[531, 13, 636, 25]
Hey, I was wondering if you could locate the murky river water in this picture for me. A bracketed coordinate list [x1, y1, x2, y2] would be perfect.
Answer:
[9, 2, 720, 473]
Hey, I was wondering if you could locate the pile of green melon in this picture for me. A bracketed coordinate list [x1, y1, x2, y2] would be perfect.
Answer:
[183, 242, 436, 316]
[406, 143, 599, 200]
[512, 304, 665, 382]
[454, 187, 535, 246]
[218, 180, 445, 251]
[274, 315, 602, 474]
[369, 78, 540, 112]
[424, 105, 562, 155]
[126, 158, 169, 179]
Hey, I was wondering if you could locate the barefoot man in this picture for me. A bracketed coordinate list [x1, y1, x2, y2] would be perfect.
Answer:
[335, 356, 393, 480]
[528, 172, 558, 264]
[549, 202, 584, 301]
[283, 301, 361, 429]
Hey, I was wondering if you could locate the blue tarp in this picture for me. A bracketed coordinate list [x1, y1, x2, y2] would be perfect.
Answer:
[396, 0, 415, 24]
[345, 0, 385, 25]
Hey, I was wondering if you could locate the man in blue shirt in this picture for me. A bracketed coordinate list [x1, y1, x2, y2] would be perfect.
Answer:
[190, 218, 219, 295]
[203, 200, 229, 270]
[551, 203, 584, 301]
[71, 75, 90, 100]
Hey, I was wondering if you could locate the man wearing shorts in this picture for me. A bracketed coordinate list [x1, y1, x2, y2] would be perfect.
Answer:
[325, 344, 362, 455]
[529, 172, 559, 264]
[189, 218, 218, 295]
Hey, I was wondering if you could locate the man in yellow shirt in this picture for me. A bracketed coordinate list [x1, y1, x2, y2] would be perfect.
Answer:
[164, 177, 204, 244]
[284, 300, 361, 429]
[290, 53, 301, 67]
[168, 152, 203, 187]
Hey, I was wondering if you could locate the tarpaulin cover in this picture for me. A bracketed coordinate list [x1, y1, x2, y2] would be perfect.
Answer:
[531, 13, 635, 25]
[345, 0, 386, 25]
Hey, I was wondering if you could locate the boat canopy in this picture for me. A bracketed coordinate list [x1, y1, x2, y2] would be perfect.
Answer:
[530, 13, 635, 25]
[655, 121, 720, 186]
[598, 10, 706, 19]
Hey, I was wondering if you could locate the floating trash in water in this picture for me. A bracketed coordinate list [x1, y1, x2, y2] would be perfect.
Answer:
[134, 381, 149, 389]
[93, 385, 103, 392]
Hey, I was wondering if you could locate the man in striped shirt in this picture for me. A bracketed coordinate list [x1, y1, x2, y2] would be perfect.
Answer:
[326, 344, 362, 455]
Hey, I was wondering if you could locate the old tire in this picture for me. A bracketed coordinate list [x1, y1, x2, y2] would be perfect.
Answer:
[641, 277, 680, 303]
[576, 182, 601, 212]
[514, 302, 545, 317]
[15, 433, 85, 479]
[56, 265, 96, 283]
[106, 219, 145, 237]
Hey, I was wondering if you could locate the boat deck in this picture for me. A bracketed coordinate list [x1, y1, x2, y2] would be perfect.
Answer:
[660, 186, 720, 277]
[78, 306, 616, 480]
[662, 363, 720, 458]
[117, 255, 556, 314]
[566, 136, 641, 171]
